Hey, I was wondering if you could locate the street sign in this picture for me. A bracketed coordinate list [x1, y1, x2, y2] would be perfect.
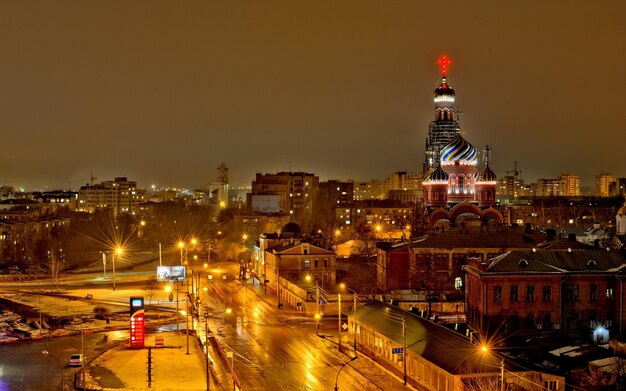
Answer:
[391, 347, 403, 354]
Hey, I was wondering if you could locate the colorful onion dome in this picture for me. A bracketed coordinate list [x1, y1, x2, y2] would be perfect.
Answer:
[477, 163, 497, 182]
[422, 167, 435, 181]
[425, 165, 449, 182]
[434, 77, 455, 97]
[440, 135, 478, 164]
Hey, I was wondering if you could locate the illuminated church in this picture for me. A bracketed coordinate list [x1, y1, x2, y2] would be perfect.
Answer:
[421, 56, 502, 224]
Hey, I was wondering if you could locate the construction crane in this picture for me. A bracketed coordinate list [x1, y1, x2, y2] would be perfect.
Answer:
[505, 161, 522, 179]
[90, 172, 98, 186]
[505, 161, 523, 198]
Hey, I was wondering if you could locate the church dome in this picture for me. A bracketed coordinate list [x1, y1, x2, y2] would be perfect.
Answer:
[422, 167, 435, 181]
[425, 165, 449, 182]
[280, 222, 302, 237]
[477, 164, 497, 182]
[441, 135, 478, 164]
[618, 202, 626, 217]
[434, 77, 455, 98]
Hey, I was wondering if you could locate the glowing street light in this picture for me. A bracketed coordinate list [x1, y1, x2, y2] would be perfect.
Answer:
[113, 246, 124, 291]
[480, 344, 504, 391]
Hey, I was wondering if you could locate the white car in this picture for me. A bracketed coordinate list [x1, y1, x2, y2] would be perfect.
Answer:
[68, 354, 84, 367]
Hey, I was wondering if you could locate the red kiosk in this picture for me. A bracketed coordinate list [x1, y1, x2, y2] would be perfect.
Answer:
[130, 297, 145, 348]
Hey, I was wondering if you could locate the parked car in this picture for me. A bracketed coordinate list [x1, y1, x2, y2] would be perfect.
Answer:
[68, 354, 84, 367]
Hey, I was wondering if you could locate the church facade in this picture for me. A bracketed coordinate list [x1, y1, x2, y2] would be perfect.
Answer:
[421, 56, 502, 225]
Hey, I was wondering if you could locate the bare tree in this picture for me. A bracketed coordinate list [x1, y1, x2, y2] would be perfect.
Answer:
[462, 376, 501, 391]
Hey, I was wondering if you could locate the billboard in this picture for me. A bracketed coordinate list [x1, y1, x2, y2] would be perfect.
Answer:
[129, 296, 145, 349]
[250, 194, 281, 214]
[156, 266, 186, 282]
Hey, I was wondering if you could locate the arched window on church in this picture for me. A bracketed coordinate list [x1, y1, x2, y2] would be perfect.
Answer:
[459, 175, 464, 193]
[465, 176, 472, 193]
[450, 175, 456, 193]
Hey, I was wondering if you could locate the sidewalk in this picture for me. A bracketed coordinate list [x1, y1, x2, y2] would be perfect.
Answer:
[87, 331, 225, 390]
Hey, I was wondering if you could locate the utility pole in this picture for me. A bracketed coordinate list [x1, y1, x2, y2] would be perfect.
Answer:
[402, 317, 406, 385]
[102, 252, 106, 278]
[205, 314, 210, 391]
[81, 329, 86, 391]
[316, 281, 320, 335]
[112, 252, 116, 291]
[500, 358, 505, 391]
[186, 273, 190, 355]
[353, 293, 357, 353]
[338, 293, 342, 352]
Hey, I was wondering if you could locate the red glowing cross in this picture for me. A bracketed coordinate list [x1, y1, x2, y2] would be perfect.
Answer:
[437, 55, 452, 76]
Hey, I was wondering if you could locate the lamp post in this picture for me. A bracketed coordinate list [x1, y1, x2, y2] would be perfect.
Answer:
[204, 312, 211, 391]
[337, 292, 342, 352]
[113, 246, 123, 291]
[42, 350, 64, 391]
[334, 356, 357, 391]
[339, 283, 358, 353]
[481, 344, 505, 391]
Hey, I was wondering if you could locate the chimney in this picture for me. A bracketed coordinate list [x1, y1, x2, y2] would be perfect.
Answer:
[568, 233, 577, 241]
[546, 228, 556, 241]
[525, 223, 532, 233]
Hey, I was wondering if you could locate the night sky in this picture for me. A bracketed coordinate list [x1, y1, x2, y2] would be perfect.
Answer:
[1, 2, 625, 192]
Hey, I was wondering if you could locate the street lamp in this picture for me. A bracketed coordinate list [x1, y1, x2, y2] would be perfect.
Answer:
[42, 350, 64, 391]
[113, 246, 123, 291]
[480, 344, 505, 391]
[180, 309, 189, 355]
[334, 356, 357, 391]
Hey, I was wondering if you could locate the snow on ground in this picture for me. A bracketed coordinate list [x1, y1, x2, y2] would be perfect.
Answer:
[87, 332, 209, 391]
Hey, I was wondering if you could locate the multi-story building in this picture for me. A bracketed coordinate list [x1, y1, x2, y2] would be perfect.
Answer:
[465, 249, 626, 342]
[352, 180, 385, 201]
[0, 216, 70, 267]
[252, 223, 336, 291]
[248, 172, 319, 218]
[536, 178, 562, 196]
[319, 180, 354, 209]
[77, 177, 147, 215]
[557, 173, 581, 196]
[376, 224, 590, 292]
[498, 175, 525, 198]
[336, 199, 414, 232]
[596, 172, 618, 197]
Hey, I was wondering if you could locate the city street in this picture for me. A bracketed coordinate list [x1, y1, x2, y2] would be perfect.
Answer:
[197, 263, 409, 390]
[0, 261, 410, 390]
[0, 330, 128, 390]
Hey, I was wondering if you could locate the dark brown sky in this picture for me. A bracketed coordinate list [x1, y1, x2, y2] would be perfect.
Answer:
[1, 1, 625, 191]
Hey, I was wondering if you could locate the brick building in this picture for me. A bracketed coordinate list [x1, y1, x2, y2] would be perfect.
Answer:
[465, 249, 626, 341]
[376, 224, 590, 292]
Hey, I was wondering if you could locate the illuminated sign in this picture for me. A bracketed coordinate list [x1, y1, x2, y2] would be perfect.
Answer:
[156, 266, 186, 282]
[130, 296, 145, 349]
